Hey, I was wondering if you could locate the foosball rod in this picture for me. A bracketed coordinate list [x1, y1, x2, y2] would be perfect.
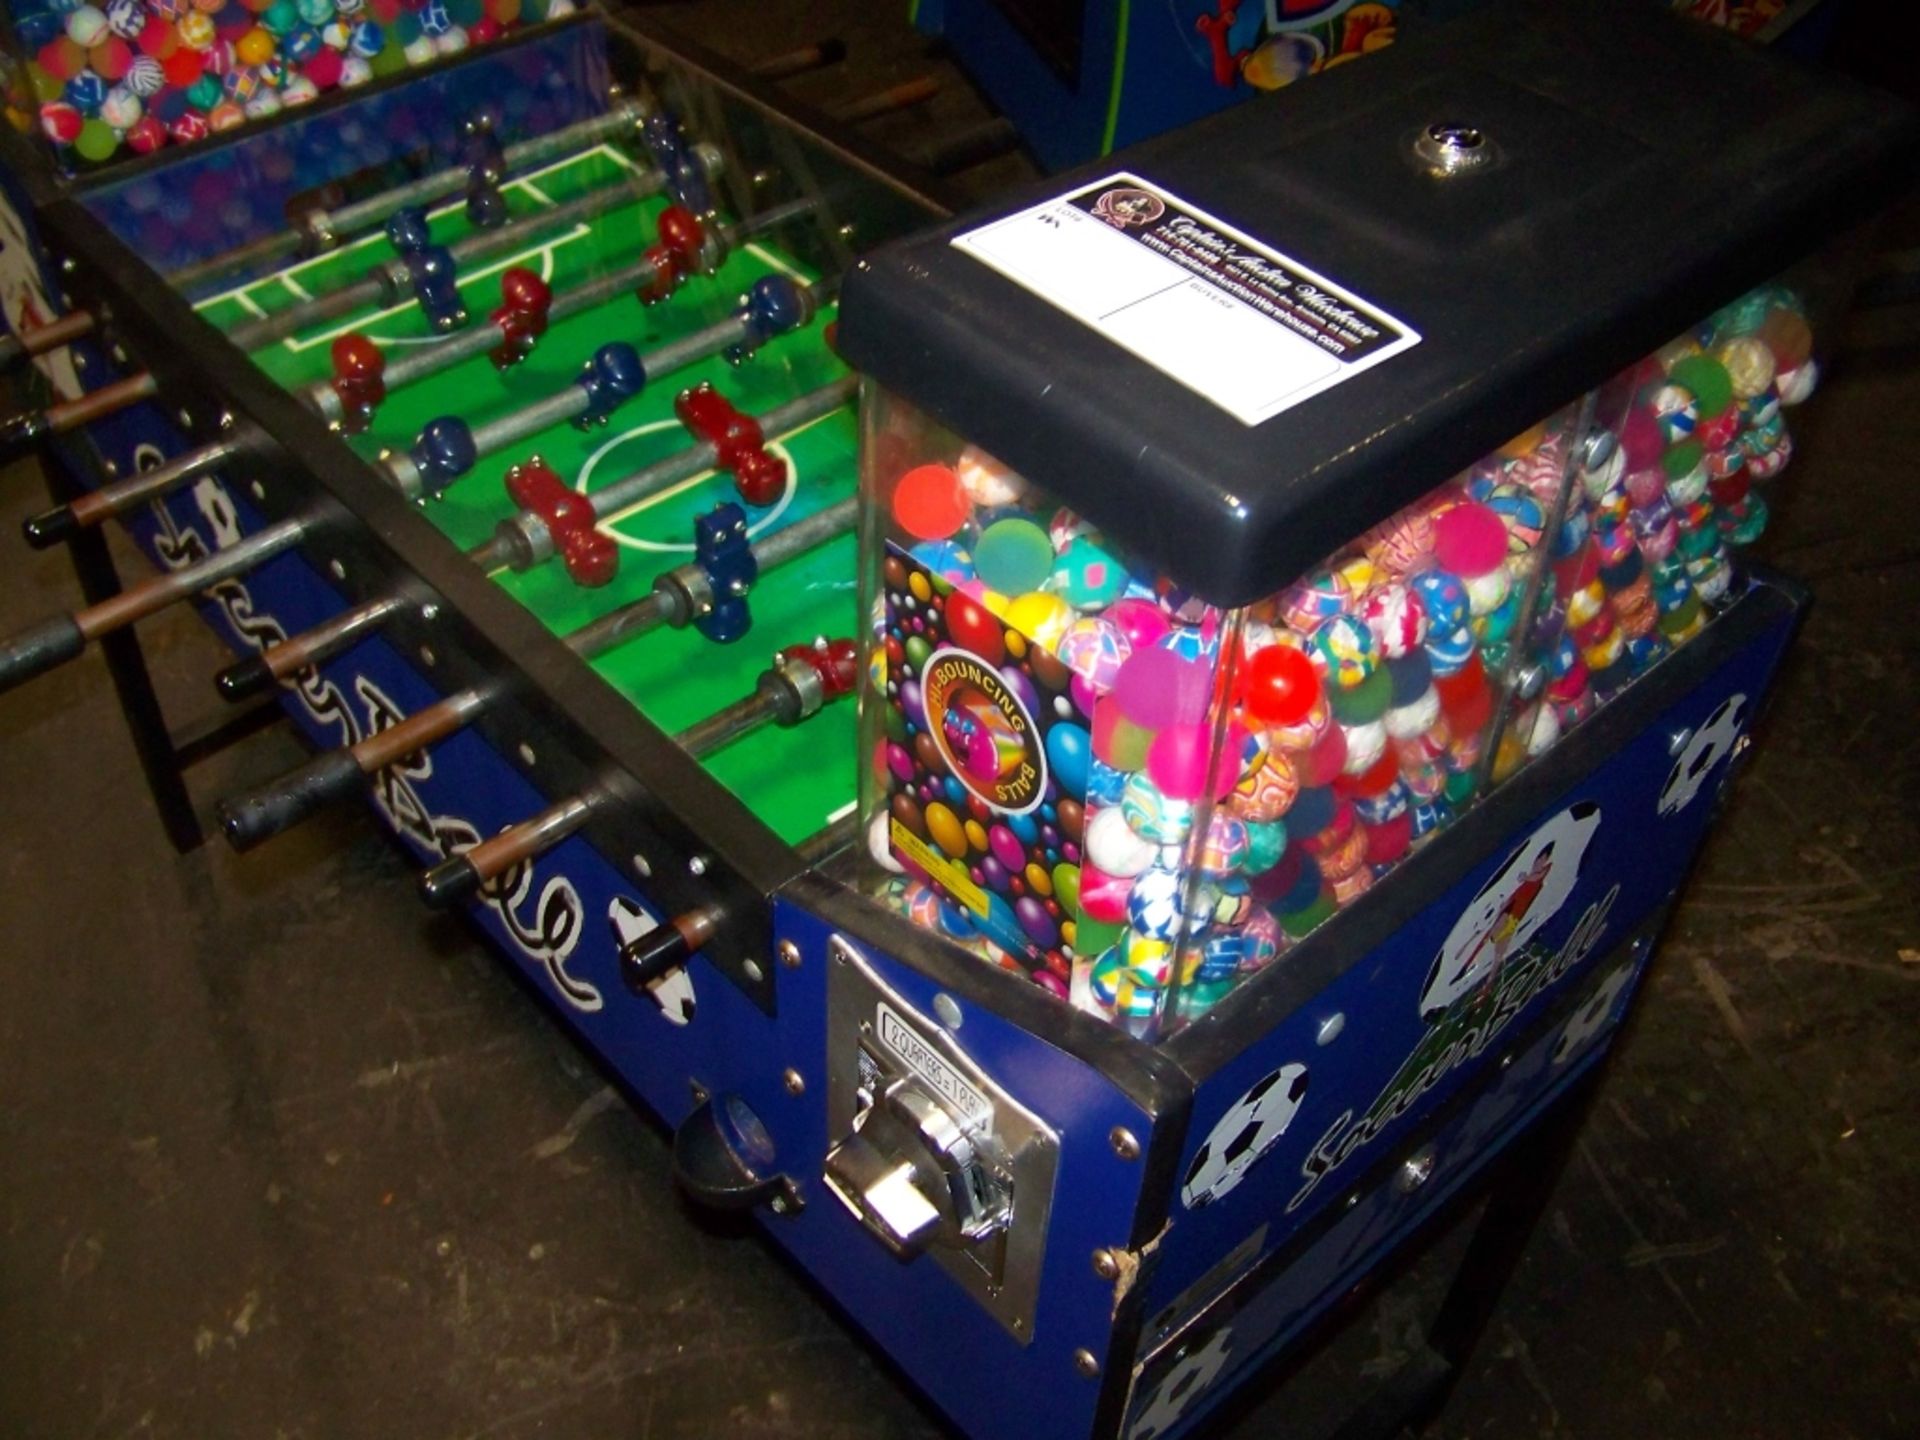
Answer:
[0, 372, 159, 468]
[751, 37, 848, 82]
[227, 143, 723, 353]
[216, 498, 857, 850]
[0, 311, 97, 377]
[23, 432, 250, 548]
[214, 379, 856, 700]
[167, 101, 656, 293]
[614, 788, 859, 990]
[308, 197, 816, 428]
[0, 514, 313, 694]
[384, 275, 827, 499]
[416, 639, 858, 908]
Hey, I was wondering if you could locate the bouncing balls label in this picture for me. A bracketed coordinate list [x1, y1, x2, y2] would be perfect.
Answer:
[952, 172, 1420, 426]
[882, 545, 1091, 975]
[923, 646, 1049, 815]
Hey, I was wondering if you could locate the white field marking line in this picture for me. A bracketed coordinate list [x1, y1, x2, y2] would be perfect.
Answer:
[191, 144, 626, 311]
[580, 406, 847, 542]
[599, 442, 796, 555]
[742, 241, 813, 285]
[278, 227, 588, 352]
[826, 799, 858, 824]
[232, 292, 267, 319]
[281, 274, 312, 301]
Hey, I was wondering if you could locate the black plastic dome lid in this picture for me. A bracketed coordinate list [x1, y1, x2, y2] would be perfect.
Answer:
[839, 0, 1918, 607]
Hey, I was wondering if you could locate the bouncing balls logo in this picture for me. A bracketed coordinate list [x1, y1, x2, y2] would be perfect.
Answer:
[922, 646, 1048, 814]
[1093, 187, 1166, 229]
[1659, 693, 1748, 817]
[1422, 801, 1603, 1021]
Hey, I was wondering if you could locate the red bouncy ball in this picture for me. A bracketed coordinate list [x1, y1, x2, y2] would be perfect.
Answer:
[125, 113, 166, 152]
[1364, 811, 1413, 864]
[1617, 404, 1665, 471]
[891, 462, 970, 541]
[1241, 643, 1320, 727]
[304, 48, 343, 88]
[1335, 748, 1399, 800]
[163, 47, 204, 87]
[1299, 722, 1347, 787]
[138, 18, 180, 57]
[89, 36, 133, 80]
[37, 38, 86, 79]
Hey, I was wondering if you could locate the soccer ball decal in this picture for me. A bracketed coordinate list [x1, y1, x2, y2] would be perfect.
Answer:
[1552, 962, 1635, 1066]
[1128, 1326, 1233, 1440]
[1659, 693, 1748, 816]
[1181, 1063, 1309, 1209]
[608, 897, 695, 1025]
[1422, 802, 1603, 1021]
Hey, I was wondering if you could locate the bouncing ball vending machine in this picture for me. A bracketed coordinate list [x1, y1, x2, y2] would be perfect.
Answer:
[0, 2, 1912, 1438]
[831, 2, 1915, 1436]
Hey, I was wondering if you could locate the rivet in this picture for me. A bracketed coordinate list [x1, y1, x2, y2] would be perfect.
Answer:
[688, 854, 708, 876]
[517, 742, 536, 767]
[1109, 1127, 1140, 1162]
[1091, 1249, 1119, 1281]
[742, 959, 764, 984]
[783, 1068, 805, 1096]
[1316, 1013, 1345, 1046]
[1073, 1348, 1100, 1379]
[777, 939, 802, 969]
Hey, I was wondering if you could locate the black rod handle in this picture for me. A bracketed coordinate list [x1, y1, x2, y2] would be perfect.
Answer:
[214, 653, 275, 703]
[0, 410, 52, 466]
[217, 749, 366, 851]
[0, 614, 84, 695]
[419, 854, 482, 909]
[20, 505, 77, 549]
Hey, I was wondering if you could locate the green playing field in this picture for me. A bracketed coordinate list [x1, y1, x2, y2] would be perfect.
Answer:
[193, 145, 860, 848]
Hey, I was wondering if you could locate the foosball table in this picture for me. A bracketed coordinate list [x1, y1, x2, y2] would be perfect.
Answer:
[0, 3, 1912, 1437]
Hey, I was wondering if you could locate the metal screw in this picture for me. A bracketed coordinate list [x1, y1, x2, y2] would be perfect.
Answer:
[1414, 121, 1493, 177]
[1316, 1013, 1346, 1046]
[517, 742, 536, 767]
[770, 1195, 787, 1214]
[250, 480, 266, 502]
[1091, 1249, 1120, 1281]
[329, 558, 346, 581]
[218, 411, 236, 432]
[176, 408, 194, 430]
[1109, 1127, 1140, 1162]
[783, 1068, 805, 1096]
[1668, 727, 1694, 756]
[100, 459, 119, 480]
[688, 854, 708, 876]
[1396, 1148, 1437, 1194]
[777, 939, 802, 969]
[632, 854, 652, 879]
[1072, 1349, 1100, 1379]
[419, 602, 440, 622]
[60, 257, 76, 274]
[933, 993, 963, 1030]
[742, 959, 764, 984]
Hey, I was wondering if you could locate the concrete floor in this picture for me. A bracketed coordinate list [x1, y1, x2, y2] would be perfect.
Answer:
[3, 5, 1918, 1437]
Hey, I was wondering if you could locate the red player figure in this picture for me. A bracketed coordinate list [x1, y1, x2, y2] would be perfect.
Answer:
[329, 333, 386, 434]
[778, 635, 861, 703]
[1462, 843, 1556, 991]
[675, 382, 787, 506]
[503, 456, 619, 588]
[1196, 1, 1245, 88]
[638, 206, 707, 305]
[489, 267, 553, 371]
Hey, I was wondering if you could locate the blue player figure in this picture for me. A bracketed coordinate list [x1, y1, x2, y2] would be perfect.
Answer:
[692, 503, 759, 642]
[408, 245, 468, 332]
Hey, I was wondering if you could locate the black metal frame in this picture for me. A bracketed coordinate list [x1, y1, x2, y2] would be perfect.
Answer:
[33, 444, 285, 852]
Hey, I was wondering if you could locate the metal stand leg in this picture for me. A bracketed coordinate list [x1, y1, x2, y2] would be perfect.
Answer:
[38, 452, 282, 853]
[1318, 1064, 1609, 1440]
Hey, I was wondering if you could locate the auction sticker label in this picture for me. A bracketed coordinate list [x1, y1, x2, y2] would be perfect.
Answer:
[951, 172, 1419, 426]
